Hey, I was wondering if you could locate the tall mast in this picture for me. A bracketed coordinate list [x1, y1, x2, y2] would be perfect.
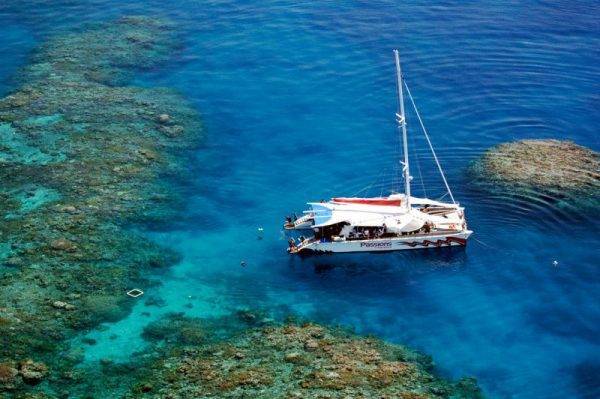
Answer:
[394, 49, 411, 210]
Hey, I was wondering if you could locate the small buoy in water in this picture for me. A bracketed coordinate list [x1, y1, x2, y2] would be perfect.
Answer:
[552, 260, 559, 267]
[241, 260, 246, 267]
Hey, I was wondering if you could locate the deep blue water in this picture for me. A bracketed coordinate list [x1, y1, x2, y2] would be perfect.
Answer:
[1, 1, 599, 398]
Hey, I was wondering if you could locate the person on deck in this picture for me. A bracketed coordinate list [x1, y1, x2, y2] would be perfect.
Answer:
[288, 238, 297, 251]
[424, 222, 432, 233]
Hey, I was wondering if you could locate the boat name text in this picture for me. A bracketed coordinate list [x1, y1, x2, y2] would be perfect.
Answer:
[360, 242, 392, 248]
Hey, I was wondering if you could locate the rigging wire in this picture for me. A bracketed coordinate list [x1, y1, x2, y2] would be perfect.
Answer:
[409, 124, 428, 198]
[351, 166, 389, 197]
[403, 80, 456, 204]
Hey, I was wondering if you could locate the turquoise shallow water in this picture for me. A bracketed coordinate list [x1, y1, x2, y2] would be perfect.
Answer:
[1, 1, 599, 398]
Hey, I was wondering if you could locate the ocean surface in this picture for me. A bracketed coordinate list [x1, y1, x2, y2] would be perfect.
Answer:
[1, 1, 599, 398]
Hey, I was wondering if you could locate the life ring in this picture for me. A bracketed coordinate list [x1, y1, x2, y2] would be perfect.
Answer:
[449, 224, 457, 230]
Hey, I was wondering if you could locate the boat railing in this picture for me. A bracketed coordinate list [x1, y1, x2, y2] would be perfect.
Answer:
[331, 227, 463, 242]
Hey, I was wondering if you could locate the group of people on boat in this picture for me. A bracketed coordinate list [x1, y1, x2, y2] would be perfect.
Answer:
[342, 221, 433, 240]
[347, 225, 387, 240]
[287, 220, 437, 252]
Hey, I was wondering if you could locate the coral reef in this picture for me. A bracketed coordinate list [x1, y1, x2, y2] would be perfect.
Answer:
[125, 316, 483, 399]
[0, 16, 202, 397]
[0, 359, 48, 391]
[142, 313, 207, 346]
[0, 14, 485, 399]
[469, 139, 599, 203]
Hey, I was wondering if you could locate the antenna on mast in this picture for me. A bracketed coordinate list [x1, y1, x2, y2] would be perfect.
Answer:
[393, 49, 411, 210]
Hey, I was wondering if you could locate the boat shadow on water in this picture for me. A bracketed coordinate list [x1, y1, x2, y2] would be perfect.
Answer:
[290, 244, 469, 274]
[277, 249, 469, 322]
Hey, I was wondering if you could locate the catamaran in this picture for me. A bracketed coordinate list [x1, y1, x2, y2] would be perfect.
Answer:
[284, 50, 472, 254]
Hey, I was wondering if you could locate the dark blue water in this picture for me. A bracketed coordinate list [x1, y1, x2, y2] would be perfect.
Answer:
[2, 1, 599, 398]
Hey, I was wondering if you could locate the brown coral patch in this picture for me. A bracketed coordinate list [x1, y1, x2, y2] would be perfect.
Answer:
[0, 362, 19, 384]
[125, 320, 483, 399]
[217, 366, 274, 391]
[473, 139, 599, 191]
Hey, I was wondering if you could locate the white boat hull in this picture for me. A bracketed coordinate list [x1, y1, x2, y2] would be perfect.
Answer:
[291, 230, 472, 254]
